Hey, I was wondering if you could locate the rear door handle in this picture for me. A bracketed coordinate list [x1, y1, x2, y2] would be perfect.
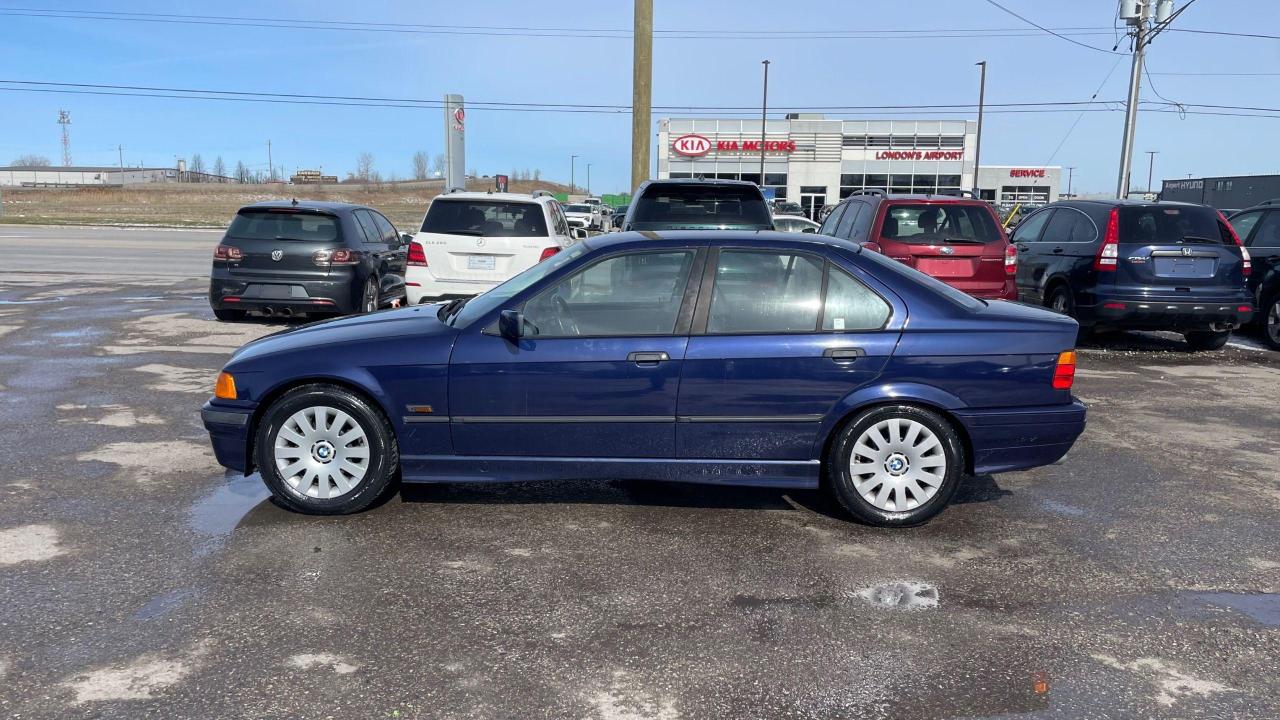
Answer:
[627, 351, 670, 365]
[1052, 246, 1064, 254]
[823, 347, 866, 362]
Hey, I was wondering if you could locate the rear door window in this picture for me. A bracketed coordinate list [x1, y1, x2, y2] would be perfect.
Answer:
[1230, 210, 1266, 245]
[422, 200, 549, 237]
[1040, 209, 1078, 245]
[1247, 211, 1280, 248]
[226, 210, 340, 242]
[823, 267, 890, 330]
[1119, 205, 1229, 245]
[1011, 209, 1052, 244]
[880, 203, 1001, 244]
[354, 211, 383, 245]
[707, 250, 824, 333]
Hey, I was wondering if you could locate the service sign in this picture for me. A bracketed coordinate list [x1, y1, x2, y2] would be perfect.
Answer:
[1010, 168, 1047, 178]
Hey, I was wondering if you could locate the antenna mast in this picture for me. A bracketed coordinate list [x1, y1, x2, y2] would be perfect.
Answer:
[58, 110, 72, 166]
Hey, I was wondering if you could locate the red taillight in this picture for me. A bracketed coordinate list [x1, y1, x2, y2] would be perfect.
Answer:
[1218, 211, 1250, 277]
[407, 241, 428, 267]
[1052, 350, 1077, 390]
[860, 241, 884, 254]
[1094, 208, 1119, 271]
[1004, 243, 1017, 275]
[313, 248, 359, 266]
[213, 244, 242, 261]
[538, 246, 561, 262]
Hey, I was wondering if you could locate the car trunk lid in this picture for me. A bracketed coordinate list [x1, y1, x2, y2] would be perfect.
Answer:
[1112, 205, 1245, 298]
[220, 208, 340, 280]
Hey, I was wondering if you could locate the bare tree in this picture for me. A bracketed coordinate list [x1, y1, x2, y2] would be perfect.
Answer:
[468, 167, 477, 179]
[213, 156, 227, 179]
[532, 168, 541, 181]
[356, 152, 375, 182]
[190, 153, 206, 176]
[235, 160, 251, 183]
[11, 153, 52, 166]
[431, 153, 445, 176]
[412, 151, 430, 181]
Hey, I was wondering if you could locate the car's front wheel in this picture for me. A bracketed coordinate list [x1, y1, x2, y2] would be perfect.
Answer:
[1184, 329, 1231, 352]
[826, 405, 964, 527]
[255, 384, 398, 515]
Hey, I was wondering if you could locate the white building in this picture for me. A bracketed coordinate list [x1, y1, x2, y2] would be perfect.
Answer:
[658, 115, 1059, 218]
[0, 165, 235, 187]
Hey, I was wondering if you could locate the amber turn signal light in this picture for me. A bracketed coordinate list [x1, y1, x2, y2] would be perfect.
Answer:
[214, 372, 237, 400]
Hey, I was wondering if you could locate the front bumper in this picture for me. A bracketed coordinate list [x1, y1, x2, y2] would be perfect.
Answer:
[209, 275, 356, 314]
[1088, 298, 1253, 331]
[202, 400, 254, 473]
[955, 401, 1087, 475]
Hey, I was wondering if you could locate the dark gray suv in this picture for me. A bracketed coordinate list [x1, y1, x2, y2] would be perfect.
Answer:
[622, 179, 774, 232]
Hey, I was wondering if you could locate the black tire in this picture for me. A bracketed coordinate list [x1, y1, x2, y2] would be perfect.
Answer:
[1260, 293, 1280, 350]
[361, 277, 379, 314]
[1046, 284, 1075, 318]
[213, 307, 246, 322]
[1184, 329, 1231, 352]
[255, 384, 399, 515]
[826, 404, 965, 528]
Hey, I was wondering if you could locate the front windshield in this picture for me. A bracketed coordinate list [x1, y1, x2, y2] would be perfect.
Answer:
[564, 204, 592, 213]
[447, 243, 590, 327]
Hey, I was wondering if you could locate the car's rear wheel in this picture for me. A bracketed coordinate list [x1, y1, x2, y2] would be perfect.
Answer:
[1261, 294, 1280, 350]
[1047, 285, 1074, 317]
[255, 384, 398, 515]
[213, 308, 245, 322]
[826, 405, 964, 527]
[1184, 329, 1231, 352]
[361, 277, 379, 314]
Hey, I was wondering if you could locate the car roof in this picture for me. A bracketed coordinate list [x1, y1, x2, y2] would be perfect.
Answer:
[584, 229, 862, 254]
[241, 200, 364, 213]
[640, 178, 761, 189]
[1058, 198, 1213, 209]
[432, 191, 549, 204]
[853, 193, 988, 205]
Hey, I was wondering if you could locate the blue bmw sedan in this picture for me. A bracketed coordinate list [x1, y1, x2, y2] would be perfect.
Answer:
[202, 231, 1086, 527]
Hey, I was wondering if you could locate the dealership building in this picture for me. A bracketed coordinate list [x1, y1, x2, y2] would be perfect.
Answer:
[658, 115, 1060, 218]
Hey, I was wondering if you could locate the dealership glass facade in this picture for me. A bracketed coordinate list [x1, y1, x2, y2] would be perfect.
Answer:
[658, 117, 1059, 220]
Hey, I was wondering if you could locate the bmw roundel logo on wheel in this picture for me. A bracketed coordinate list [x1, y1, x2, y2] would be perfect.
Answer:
[671, 134, 711, 157]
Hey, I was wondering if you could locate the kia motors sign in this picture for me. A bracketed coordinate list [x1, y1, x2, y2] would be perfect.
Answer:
[671, 134, 711, 157]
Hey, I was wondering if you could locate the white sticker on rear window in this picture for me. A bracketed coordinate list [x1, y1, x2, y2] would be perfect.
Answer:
[833, 317, 845, 330]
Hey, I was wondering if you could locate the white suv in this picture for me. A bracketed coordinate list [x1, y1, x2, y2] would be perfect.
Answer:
[405, 192, 584, 304]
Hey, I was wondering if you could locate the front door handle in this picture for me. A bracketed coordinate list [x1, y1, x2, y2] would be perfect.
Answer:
[823, 347, 866, 362]
[1052, 246, 1065, 254]
[627, 351, 670, 365]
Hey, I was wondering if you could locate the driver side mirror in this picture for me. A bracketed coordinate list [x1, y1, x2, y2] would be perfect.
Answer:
[399, 232, 414, 247]
[570, 228, 587, 241]
[498, 309, 524, 340]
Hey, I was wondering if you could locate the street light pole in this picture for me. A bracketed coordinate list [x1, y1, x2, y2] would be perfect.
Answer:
[587, 163, 592, 196]
[973, 61, 986, 196]
[570, 155, 578, 194]
[1116, 3, 1149, 198]
[1145, 150, 1159, 193]
[1066, 166, 1076, 198]
[759, 59, 770, 187]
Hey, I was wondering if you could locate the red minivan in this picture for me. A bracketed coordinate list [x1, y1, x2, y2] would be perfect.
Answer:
[819, 192, 1017, 300]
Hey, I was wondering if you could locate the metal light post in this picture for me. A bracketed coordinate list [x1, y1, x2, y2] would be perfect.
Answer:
[570, 155, 578, 194]
[1145, 150, 1159, 193]
[973, 61, 987, 196]
[1066, 166, 1076, 198]
[759, 60, 770, 186]
[587, 163, 593, 196]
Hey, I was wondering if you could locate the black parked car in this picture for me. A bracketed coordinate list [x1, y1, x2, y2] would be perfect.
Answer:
[621, 179, 773, 232]
[1011, 200, 1253, 351]
[209, 201, 408, 321]
[610, 204, 628, 230]
[1227, 200, 1280, 348]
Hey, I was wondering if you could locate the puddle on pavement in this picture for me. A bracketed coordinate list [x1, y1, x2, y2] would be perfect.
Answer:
[0, 298, 57, 305]
[1041, 499, 1087, 517]
[188, 472, 273, 557]
[134, 587, 202, 621]
[1188, 592, 1280, 627]
[49, 327, 107, 339]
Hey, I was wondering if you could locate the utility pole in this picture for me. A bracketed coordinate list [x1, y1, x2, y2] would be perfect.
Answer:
[973, 61, 986, 196]
[759, 59, 770, 186]
[1145, 150, 1159, 193]
[570, 155, 578, 194]
[630, 0, 652, 193]
[267, 140, 274, 182]
[58, 110, 72, 166]
[587, 163, 593, 196]
[1116, 1, 1178, 198]
[117, 144, 125, 186]
[1066, 166, 1076, 198]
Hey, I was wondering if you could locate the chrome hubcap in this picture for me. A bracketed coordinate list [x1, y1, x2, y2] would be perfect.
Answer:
[274, 406, 369, 499]
[1268, 301, 1280, 344]
[850, 418, 947, 512]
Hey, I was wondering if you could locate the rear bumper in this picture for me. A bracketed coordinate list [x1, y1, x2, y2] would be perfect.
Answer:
[1084, 296, 1253, 331]
[954, 401, 1086, 475]
[209, 274, 356, 314]
[201, 400, 254, 473]
[406, 274, 499, 304]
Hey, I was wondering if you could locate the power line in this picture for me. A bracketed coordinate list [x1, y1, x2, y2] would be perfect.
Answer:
[1167, 28, 1280, 40]
[1149, 71, 1280, 76]
[981, 0, 1122, 54]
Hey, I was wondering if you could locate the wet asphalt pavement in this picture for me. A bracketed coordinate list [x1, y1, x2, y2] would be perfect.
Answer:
[1, 249, 1279, 718]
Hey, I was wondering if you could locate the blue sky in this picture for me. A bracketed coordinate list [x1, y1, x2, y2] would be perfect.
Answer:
[0, 0, 1276, 194]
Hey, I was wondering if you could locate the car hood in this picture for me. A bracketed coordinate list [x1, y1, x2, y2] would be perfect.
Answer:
[230, 304, 456, 364]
